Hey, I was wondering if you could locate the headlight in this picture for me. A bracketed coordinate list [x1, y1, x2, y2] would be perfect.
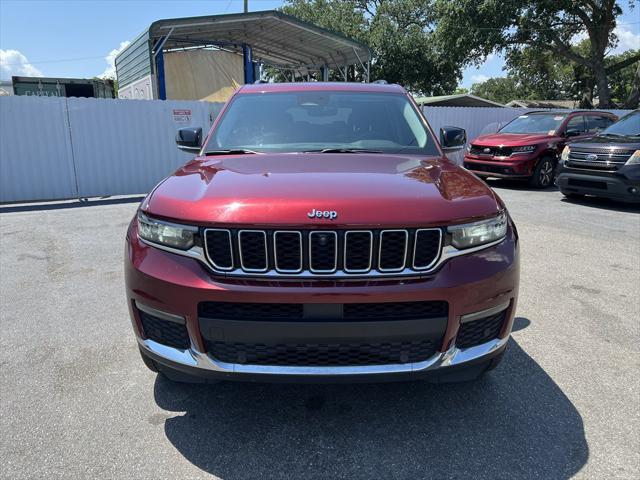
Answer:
[626, 150, 640, 165]
[137, 211, 197, 250]
[560, 145, 570, 162]
[448, 212, 508, 249]
[512, 145, 536, 154]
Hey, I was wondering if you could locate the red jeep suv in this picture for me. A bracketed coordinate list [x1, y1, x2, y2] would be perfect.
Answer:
[125, 82, 520, 383]
[464, 110, 617, 188]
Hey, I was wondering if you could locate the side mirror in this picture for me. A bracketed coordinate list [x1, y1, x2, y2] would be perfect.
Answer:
[176, 127, 202, 153]
[440, 126, 467, 152]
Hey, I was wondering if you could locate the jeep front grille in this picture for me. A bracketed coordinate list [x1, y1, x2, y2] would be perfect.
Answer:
[203, 228, 442, 278]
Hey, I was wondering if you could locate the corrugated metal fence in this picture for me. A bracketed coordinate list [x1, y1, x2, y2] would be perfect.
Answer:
[0, 96, 222, 202]
[0, 97, 632, 203]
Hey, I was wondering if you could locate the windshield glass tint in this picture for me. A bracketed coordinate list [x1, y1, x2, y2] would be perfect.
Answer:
[602, 113, 640, 137]
[205, 91, 439, 155]
[499, 113, 567, 134]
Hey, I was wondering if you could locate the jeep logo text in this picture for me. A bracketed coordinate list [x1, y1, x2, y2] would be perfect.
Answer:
[307, 209, 338, 220]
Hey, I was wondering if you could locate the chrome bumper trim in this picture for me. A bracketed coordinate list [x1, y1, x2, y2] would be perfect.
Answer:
[460, 301, 510, 323]
[135, 301, 186, 325]
[138, 335, 509, 377]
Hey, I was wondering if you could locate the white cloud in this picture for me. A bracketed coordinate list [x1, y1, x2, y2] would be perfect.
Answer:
[471, 74, 490, 83]
[613, 26, 640, 53]
[0, 49, 43, 80]
[485, 53, 496, 62]
[99, 40, 130, 79]
[571, 26, 639, 52]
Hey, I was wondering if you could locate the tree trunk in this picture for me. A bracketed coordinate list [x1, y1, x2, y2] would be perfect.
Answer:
[579, 76, 594, 109]
[623, 63, 640, 109]
[593, 61, 614, 108]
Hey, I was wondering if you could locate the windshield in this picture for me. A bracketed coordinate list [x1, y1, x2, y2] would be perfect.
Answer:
[499, 113, 567, 134]
[205, 91, 440, 155]
[601, 112, 640, 137]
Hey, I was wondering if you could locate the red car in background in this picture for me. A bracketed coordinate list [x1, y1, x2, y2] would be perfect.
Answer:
[464, 110, 618, 188]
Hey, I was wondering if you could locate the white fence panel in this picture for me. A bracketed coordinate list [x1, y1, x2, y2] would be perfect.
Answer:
[67, 98, 221, 197]
[0, 96, 223, 202]
[0, 96, 77, 202]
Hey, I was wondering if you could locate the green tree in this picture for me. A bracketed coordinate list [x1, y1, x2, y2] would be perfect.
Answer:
[434, 0, 640, 107]
[280, 0, 461, 95]
[470, 77, 524, 104]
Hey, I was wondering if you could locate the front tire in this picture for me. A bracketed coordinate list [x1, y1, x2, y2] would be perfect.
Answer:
[529, 157, 555, 189]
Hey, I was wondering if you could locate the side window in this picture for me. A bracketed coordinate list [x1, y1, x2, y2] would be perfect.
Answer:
[586, 115, 613, 133]
[565, 115, 586, 136]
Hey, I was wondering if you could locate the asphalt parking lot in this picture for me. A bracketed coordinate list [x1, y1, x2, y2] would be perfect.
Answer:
[1, 184, 638, 480]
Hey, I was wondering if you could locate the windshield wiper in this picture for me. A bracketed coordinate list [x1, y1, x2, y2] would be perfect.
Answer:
[304, 148, 383, 153]
[598, 132, 624, 138]
[204, 149, 259, 156]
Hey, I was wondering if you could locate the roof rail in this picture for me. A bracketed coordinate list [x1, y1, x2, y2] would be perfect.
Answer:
[372, 79, 388, 84]
[253, 79, 269, 84]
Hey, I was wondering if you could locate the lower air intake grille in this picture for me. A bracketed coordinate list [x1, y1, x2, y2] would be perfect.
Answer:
[199, 302, 304, 320]
[343, 301, 448, 321]
[205, 339, 440, 366]
[139, 311, 190, 350]
[199, 301, 448, 322]
[456, 311, 506, 349]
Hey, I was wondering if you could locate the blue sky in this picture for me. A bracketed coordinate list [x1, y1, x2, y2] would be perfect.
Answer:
[1, 0, 638, 88]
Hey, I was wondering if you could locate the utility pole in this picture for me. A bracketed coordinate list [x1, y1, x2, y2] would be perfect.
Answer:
[244, 0, 248, 13]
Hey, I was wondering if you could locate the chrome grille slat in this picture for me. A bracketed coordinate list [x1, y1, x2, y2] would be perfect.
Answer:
[344, 231, 373, 273]
[202, 228, 444, 278]
[204, 229, 234, 271]
[567, 149, 631, 171]
[273, 231, 303, 273]
[378, 230, 408, 272]
[309, 231, 338, 273]
[238, 230, 268, 272]
[413, 229, 442, 270]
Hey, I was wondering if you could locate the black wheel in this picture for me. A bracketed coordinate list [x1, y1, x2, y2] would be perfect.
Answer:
[139, 347, 159, 372]
[529, 157, 555, 189]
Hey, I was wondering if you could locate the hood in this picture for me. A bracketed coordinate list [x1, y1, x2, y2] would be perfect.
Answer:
[472, 132, 559, 146]
[567, 134, 640, 150]
[144, 153, 501, 227]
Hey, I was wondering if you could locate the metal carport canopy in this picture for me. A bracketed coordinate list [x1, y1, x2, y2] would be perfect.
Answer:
[149, 10, 372, 72]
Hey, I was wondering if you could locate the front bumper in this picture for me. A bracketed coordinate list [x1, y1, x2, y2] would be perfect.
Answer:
[556, 165, 640, 203]
[139, 332, 509, 383]
[126, 220, 519, 382]
[464, 153, 538, 178]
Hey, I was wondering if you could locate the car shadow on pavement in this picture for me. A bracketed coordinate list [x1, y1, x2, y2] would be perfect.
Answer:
[153, 337, 588, 479]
